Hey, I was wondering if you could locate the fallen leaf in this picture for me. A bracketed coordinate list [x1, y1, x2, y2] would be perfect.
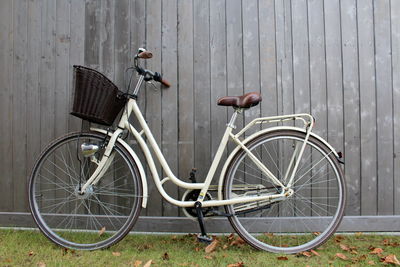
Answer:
[205, 239, 219, 253]
[367, 260, 375, 265]
[227, 262, 244, 267]
[300, 251, 312, 257]
[370, 247, 383, 255]
[162, 252, 169, 260]
[313, 232, 321, 236]
[143, 260, 153, 267]
[99, 227, 106, 236]
[230, 237, 246, 247]
[204, 255, 213, 260]
[37, 262, 46, 267]
[340, 244, 350, 251]
[222, 244, 228, 250]
[28, 251, 34, 256]
[112, 252, 121, 257]
[334, 235, 345, 243]
[194, 247, 201, 252]
[355, 232, 363, 236]
[133, 260, 142, 267]
[381, 255, 400, 266]
[310, 249, 320, 256]
[336, 253, 348, 261]
[277, 256, 288, 260]
[227, 233, 235, 241]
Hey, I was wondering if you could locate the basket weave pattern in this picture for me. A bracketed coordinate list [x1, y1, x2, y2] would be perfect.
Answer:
[71, 66, 127, 126]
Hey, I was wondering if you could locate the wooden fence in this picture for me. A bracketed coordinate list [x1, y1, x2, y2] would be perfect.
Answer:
[0, 0, 399, 230]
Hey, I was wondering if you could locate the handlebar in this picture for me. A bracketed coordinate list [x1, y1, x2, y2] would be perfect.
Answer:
[134, 48, 171, 88]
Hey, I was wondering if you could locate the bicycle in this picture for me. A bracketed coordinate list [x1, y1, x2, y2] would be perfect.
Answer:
[28, 48, 346, 254]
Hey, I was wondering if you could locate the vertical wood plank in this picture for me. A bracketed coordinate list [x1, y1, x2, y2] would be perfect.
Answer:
[309, 0, 328, 216]
[68, 0, 85, 132]
[145, 0, 162, 216]
[292, 0, 311, 216]
[177, 0, 194, 214]
[114, 0, 129, 89]
[100, 0, 115, 78]
[84, 0, 101, 69]
[12, 0, 28, 211]
[193, 0, 211, 180]
[161, 0, 179, 216]
[275, 0, 294, 117]
[392, 0, 400, 215]
[374, 0, 394, 215]
[26, 0, 42, 196]
[210, 0, 227, 180]
[259, 0, 277, 117]
[55, 0, 71, 138]
[242, 0, 260, 136]
[357, 0, 377, 215]
[341, 0, 361, 215]
[324, 0, 344, 172]
[0, 0, 14, 211]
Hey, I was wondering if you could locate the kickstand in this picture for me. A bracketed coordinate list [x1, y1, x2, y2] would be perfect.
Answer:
[194, 201, 213, 244]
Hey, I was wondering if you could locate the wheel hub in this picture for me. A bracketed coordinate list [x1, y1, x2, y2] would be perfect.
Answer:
[74, 184, 94, 199]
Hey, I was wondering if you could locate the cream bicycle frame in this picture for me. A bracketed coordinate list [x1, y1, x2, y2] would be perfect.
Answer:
[79, 77, 336, 210]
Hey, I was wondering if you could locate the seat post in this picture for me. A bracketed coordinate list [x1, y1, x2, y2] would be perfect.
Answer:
[227, 109, 242, 129]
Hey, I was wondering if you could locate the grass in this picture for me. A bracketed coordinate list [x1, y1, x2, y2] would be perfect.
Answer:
[0, 229, 399, 266]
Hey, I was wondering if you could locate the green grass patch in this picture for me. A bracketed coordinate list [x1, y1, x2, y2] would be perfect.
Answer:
[0, 229, 399, 266]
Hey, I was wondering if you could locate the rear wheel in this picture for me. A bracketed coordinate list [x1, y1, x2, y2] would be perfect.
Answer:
[223, 130, 345, 254]
[28, 132, 142, 250]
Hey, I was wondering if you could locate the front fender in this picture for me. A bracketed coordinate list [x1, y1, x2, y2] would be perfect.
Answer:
[217, 126, 339, 200]
[91, 128, 148, 208]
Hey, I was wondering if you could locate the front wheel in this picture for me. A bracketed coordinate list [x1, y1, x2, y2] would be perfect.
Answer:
[28, 132, 142, 250]
[223, 130, 346, 254]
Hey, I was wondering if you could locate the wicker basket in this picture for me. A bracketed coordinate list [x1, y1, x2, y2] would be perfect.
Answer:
[71, 66, 127, 126]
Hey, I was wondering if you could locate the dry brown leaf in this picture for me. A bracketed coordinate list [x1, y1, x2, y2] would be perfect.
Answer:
[205, 239, 219, 253]
[37, 262, 46, 267]
[277, 256, 288, 260]
[340, 244, 350, 251]
[230, 237, 246, 247]
[143, 260, 153, 267]
[99, 226, 106, 236]
[300, 251, 312, 257]
[112, 251, 121, 257]
[204, 255, 213, 260]
[227, 262, 244, 267]
[336, 253, 348, 261]
[370, 247, 383, 255]
[133, 260, 142, 267]
[227, 233, 235, 241]
[29, 251, 34, 256]
[194, 247, 201, 252]
[355, 232, 363, 236]
[312, 232, 321, 236]
[367, 260, 375, 265]
[334, 235, 345, 243]
[162, 252, 169, 260]
[222, 244, 228, 250]
[310, 249, 320, 256]
[381, 255, 400, 266]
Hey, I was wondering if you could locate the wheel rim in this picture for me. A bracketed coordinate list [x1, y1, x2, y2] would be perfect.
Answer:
[224, 134, 344, 253]
[29, 133, 141, 249]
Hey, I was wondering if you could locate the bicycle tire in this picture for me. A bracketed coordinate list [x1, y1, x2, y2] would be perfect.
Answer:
[223, 130, 346, 254]
[28, 132, 142, 250]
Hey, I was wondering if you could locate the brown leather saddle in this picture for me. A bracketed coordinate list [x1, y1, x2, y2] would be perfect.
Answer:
[217, 92, 262, 109]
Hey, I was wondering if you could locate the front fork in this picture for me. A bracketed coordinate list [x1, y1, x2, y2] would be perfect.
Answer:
[79, 128, 122, 194]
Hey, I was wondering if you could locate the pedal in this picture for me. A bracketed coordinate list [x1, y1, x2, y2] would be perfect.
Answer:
[197, 234, 213, 244]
